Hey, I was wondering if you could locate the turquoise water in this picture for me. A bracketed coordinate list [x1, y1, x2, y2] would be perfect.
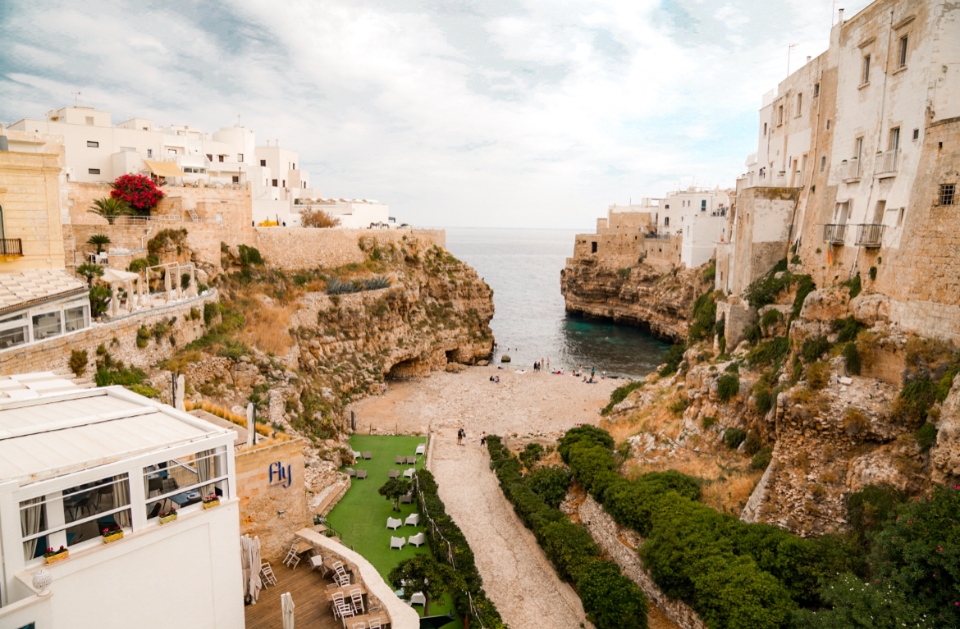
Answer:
[444, 228, 669, 378]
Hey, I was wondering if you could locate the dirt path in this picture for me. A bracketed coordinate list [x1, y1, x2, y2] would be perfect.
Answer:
[350, 366, 621, 628]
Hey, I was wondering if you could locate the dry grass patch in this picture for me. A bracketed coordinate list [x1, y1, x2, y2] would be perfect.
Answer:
[239, 301, 297, 355]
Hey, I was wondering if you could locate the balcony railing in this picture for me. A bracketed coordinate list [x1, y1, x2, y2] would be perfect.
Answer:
[823, 224, 847, 245]
[0, 238, 23, 256]
[855, 223, 884, 248]
[876, 150, 898, 178]
[841, 159, 861, 182]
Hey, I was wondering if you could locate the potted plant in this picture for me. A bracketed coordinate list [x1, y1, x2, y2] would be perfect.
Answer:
[101, 525, 124, 544]
[202, 493, 220, 509]
[44, 545, 69, 564]
[159, 507, 178, 524]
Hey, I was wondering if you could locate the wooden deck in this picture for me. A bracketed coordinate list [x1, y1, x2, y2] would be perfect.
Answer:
[245, 562, 342, 629]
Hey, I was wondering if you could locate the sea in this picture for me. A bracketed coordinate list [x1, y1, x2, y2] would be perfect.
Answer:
[444, 227, 669, 379]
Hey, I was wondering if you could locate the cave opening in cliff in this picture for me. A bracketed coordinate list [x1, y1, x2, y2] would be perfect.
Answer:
[445, 350, 455, 363]
[386, 359, 419, 380]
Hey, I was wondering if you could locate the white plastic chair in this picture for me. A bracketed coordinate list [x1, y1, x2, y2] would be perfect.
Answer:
[282, 542, 301, 569]
[403, 468, 414, 478]
[411, 592, 426, 606]
[390, 536, 405, 550]
[386, 517, 402, 530]
[415, 443, 426, 455]
[409, 532, 425, 547]
[405, 513, 420, 527]
[260, 561, 278, 587]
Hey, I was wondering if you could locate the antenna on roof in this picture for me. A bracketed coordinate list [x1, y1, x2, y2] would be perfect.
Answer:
[71, 91, 81, 107]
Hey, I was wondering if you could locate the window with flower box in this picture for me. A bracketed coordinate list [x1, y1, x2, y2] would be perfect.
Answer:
[143, 447, 228, 520]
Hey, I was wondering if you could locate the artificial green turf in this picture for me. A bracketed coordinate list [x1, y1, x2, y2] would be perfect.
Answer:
[326, 435, 462, 627]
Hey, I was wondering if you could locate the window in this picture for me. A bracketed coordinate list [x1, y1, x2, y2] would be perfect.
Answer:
[292, 163, 296, 170]
[238, 153, 244, 162]
[218, 155, 225, 162]
[0, 314, 28, 350]
[820, 154, 827, 172]
[898, 207, 905, 226]
[147, 149, 153, 158]
[826, 119, 831, 130]
[899, 35, 908, 68]
[32, 310, 62, 340]
[272, 179, 278, 187]
[88, 168, 100, 175]
[168, 149, 177, 155]
[206, 154, 213, 162]
[778, 105, 784, 125]
[143, 448, 228, 520]
[260, 159, 266, 167]
[889, 127, 900, 152]
[855, 137, 864, 162]
[64, 305, 88, 333]
[282, 180, 286, 188]
[862, 54, 871, 84]
[86, 140, 99, 148]
[940, 184, 956, 206]
[796, 93, 803, 116]
[814, 83, 820, 98]
[590, 242, 598, 254]
[664, 217, 670, 227]
[913, 128, 920, 141]
[20, 474, 132, 561]
[701, 199, 707, 211]
[232, 176, 239, 183]
[763, 122, 768, 136]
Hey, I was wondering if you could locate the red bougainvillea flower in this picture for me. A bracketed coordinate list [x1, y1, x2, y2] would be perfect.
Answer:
[110, 174, 164, 215]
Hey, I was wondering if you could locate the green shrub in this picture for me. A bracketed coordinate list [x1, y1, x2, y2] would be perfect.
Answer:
[702, 262, 716, 282]
[602, 380, 643, 415]
[915, 422, 938, 452]
[702, 415, 718, 429]
[688, 290, 718, 343]
[751, 447, 773, 470]
[136, 325, 150, 348]
[68, 349, 88, 377]
[128, 258, 150, 273]
[743, 431, 762, 455]
[846, 484, 906, 552]
[723, 427, 746, 449]
[840, 274, 862, 298]
[658, 344, 685, 376]
[744, 259, 791, 309]
[754, 385, 774, 415]
[519, 442, 544, 469]
[717, 373, 740, 402]
[577, 560, 648, 629]
[868, 266, 877, 281]
[189, 307, 201, 321]
[668, 396, 688, 416]
[807, 361, 830, 389]
[843, 342, 861, 375]
[760, 309, 782, 329]
[237, 244, 264, 266]
[527, 466, 572, 509]
[203, 302, 220, 325]
[746, 337, 790, 368]
[89, 285, 111, 318]
[801, 336, 831, 363]
[832, 316, 863, 343]
[791, 275, 816, 319]
[617, 267, 631, 278]
[896, 377, 936, 424]
[128, 383, 160, 398]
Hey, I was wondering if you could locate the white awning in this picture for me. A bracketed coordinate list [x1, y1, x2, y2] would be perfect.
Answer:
[143, 160, 186, 177]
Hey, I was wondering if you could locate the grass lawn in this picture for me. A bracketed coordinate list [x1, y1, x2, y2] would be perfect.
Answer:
[326, 435, 463, 628]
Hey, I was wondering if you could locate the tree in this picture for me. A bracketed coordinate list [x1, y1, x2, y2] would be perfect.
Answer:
[88, 285, 111, 318]
[388, 554, 457, 615]
[88, 197, 132, 225]
[301, 208, 340, 228]
[87, 234, 111, 254]
[111, 174, 164, 215]
[76, 263, 104, 287]
[378, 478, 412, 512]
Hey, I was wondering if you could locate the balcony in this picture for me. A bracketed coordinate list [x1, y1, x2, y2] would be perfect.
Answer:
[875, 150, 898, 178]
[0, 238, 23, 257]
[823, 224, 847, 245]
[841, 159, 861, 182]
[855, 223, 884, 248]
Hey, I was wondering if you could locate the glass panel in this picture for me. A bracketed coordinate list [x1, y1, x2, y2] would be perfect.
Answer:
[19, 497, 46, 561]
[32, 311, 62, 340]
[62, 474, 132, 544]
[0, 313, 25, 325]
[143, 448, 227, 519]
[0, 325, 28, 349]
[64, 306, 87, 333]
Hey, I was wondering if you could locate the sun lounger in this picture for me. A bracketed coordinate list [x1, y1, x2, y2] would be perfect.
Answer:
[405, 456, 417, 465]
[403, 468, 415, 478]
[386, 517, 402, 530]
[415, 443, 426, 455]
[409, 532, 425, 547]
[390, 536, 405, 550]
[405, 513, 420, 527]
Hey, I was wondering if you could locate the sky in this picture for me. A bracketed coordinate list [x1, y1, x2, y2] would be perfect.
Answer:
[0, 0, 872, 229]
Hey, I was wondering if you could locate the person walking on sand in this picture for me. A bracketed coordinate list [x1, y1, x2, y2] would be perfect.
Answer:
[480, 432, 486, 447]
[457, 428, 463, 445]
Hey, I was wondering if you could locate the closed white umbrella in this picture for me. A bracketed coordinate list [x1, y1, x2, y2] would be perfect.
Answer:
[281, 592, 295, 629]
[249, 536, 263, 604]
[240, 535, 251, 601]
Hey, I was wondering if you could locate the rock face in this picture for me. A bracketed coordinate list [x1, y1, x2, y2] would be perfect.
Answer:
[560, 261, 710, 342]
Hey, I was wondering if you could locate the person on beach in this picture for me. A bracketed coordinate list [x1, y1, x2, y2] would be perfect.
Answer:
[457, 428, 463, 445]
[480, 432, 486, 447]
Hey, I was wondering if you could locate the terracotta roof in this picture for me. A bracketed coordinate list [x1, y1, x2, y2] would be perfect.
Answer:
[0, 269, 87, 315]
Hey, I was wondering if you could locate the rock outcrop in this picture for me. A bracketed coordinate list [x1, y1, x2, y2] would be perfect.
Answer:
[560, 261, 711, 342]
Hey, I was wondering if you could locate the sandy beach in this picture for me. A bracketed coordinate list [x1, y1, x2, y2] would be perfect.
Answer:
[349, 365, 620, 629]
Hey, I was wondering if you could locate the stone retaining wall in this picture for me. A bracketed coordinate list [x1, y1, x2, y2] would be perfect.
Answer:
[0, 291, 218, 376]
[252, 227, 446, 270]
[576, 494, 706, 629]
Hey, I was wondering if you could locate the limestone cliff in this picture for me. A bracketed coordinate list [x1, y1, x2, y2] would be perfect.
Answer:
[560, 260, 711, 342]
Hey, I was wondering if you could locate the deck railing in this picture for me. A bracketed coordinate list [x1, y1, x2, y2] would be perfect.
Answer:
[822, 224, 847, 245]
[0, 238, 23, 256]
[855, 223, 884, 247]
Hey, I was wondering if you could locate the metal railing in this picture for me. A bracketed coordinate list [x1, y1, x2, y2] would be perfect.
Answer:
[841, 159, 861, 181]
[855, 223, 884, 247]
[876, 149, 898, 177]
[823, 224, 847, 245]
[0, 238, 23, 256]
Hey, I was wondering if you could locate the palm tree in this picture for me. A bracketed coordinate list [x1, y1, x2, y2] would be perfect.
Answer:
[87, 234, 111, 254]
[88, 197, 132, 225]
[76, 263, 104, 287]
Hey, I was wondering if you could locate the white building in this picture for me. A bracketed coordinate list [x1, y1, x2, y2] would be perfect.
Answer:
[658, 187, 731, 234]
[292, 198, 392, 229]
[0, 270, 90, 353]
[0, 383, 244, 629]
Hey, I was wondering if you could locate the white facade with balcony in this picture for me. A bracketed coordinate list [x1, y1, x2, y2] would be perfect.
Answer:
[0, 384, 244, 629]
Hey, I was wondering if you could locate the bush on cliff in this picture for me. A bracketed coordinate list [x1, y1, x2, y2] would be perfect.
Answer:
[602, 380, 644, 415]
[658, 343, 685, 376]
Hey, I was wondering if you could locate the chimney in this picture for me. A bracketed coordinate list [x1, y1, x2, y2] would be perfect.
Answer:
[838, 8, 844, 23]
[806, 55, 812, 64]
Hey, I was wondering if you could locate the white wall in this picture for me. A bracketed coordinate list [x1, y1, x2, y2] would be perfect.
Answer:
[681, 214, 725, 268]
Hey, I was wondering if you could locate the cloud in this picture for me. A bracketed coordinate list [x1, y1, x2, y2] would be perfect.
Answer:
[0, 0, 871, 228]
